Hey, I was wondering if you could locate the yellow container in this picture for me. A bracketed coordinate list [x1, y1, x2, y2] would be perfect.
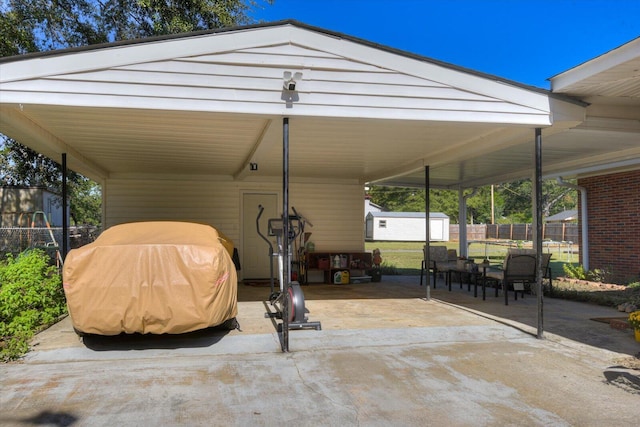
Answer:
[341, 270, 350, 284]
[334, 270, 350, 284]
[635, 329, 640, 342]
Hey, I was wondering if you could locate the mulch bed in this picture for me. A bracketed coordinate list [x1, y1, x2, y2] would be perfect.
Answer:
[590, 317, 632, 330]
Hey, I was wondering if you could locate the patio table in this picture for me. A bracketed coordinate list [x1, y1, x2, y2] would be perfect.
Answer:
[447, 261, 492, 299]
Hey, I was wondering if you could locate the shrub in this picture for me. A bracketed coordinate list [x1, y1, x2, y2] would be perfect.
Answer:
[627, 281, 640, 289]
[562, 263, 612, 283]
[0, 250, 67, 361]
[563, 263, 587, 280]
[379, 262, 399, 275]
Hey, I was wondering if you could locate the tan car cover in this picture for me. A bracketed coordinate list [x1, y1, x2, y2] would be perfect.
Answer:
[63, 221, 238, 335]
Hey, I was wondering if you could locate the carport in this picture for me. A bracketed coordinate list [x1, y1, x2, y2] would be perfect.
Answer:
[1, 21, 639, 350]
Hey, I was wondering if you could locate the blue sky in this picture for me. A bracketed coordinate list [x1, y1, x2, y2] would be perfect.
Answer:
[253, 0, 640, 89]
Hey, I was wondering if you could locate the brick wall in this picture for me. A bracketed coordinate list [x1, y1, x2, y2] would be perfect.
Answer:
[578, 170, 640, 283]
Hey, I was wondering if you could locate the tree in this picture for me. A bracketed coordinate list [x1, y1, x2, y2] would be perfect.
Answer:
[367, 186, 461, 222]
[1, 0, 271, 224]
[367, 179, 576, 225]
[498, 179, 577, 223]
[0, 6, 38, 56]
[0, 1, 268, 54]
[1, 138, 102, 224]
[103, 0, 260, 40]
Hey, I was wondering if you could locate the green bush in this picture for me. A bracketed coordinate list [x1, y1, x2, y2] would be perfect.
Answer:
[0, 250, 67, 361]
[563, 263, 587, 280]
[379, 262, 400, 275]
[562, 263, 612, 283]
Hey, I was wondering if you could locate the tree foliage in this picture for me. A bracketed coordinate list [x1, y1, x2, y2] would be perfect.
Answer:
[0, 0, 267, 55]
[368, 179, 577, 224]
[1, 138, 102, 225]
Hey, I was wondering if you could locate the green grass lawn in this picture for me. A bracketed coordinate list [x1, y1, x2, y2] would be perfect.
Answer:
[363, 241, 638, 308]
[364, 241, 579, 275]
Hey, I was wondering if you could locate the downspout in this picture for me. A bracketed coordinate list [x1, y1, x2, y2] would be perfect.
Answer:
[557, 177, 589, 270]
[458, 187, 479, 258]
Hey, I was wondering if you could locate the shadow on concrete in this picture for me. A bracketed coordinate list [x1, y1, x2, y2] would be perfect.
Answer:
[603, 366, 640, 394]
[240, 275, 640, 357]
[82, 325, 232, 351]
[419, 277, 640, 358]
[12, 410, 79, 426]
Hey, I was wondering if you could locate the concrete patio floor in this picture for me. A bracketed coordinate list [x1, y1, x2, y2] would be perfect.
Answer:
[1, 275, 639, 426]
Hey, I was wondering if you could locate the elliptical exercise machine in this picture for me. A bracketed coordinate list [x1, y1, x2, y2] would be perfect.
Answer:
[256, 205, 321, 332]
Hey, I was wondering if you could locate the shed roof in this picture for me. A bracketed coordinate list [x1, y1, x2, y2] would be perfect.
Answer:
[545, 209, 578, 223]
[0, 20, 637, 189]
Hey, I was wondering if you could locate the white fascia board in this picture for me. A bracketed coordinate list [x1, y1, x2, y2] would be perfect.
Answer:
[0, 90, 552, 125]
[289, 27, 553, 116]
[0, 26, 295, 83]
[542, 157, 640, 180]
[551, 37, 640, 92]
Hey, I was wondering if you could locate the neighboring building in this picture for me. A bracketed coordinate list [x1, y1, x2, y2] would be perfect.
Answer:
[0, 187, 66, 227]
[364, 198, 384, 219]
[545, 210, 578, 223]
[366, 212, 450, 242]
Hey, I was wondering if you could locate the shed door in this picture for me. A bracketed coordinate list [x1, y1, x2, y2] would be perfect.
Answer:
[242, 193, 278, 279]
[430, 219, 444, 240]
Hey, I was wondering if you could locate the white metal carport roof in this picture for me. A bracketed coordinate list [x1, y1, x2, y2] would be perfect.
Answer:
[0, 20, 610, 190]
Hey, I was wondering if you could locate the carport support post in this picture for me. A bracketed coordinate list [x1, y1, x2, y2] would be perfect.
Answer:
[424, 165, 430, 300]
[534, 128, 544, 339]
[62, 153, 68, 260]
[281, 117, 290, 351]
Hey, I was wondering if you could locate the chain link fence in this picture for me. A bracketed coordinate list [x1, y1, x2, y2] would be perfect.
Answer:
[0, 226, 102, 262]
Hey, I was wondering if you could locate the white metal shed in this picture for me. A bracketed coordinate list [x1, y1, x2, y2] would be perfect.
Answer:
[366, 212, 450, 242]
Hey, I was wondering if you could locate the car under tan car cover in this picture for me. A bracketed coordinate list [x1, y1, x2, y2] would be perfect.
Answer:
[63, 221, 238, 335]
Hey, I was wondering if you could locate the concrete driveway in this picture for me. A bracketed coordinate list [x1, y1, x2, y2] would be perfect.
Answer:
[2, 276, 639, 426]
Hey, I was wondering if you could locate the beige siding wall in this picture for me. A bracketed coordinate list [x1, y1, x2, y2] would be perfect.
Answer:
[105, 177, 365, 253]
[289, 182, 365, 252]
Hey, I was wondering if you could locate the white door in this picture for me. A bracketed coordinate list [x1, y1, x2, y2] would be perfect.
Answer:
[242, 193, 278, 279]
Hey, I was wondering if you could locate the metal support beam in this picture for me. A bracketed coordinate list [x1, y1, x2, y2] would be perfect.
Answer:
[458, 190, 467, 258]
[62, 153, 68, 261]
[281, 117, 290, 351]
[424, 166, 430, 300]
[534, 128, 544, 339]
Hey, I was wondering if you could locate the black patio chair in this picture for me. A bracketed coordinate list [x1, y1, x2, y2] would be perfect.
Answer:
[485, 253, 537, 305]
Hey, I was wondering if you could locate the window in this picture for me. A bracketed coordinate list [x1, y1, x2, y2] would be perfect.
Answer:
[379, 220, 387, 228]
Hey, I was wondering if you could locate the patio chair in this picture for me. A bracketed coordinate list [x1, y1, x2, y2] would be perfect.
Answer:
[507, 249, 553, 294]
[420, 245, 452, 288]
[485, 253, 537, 305]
